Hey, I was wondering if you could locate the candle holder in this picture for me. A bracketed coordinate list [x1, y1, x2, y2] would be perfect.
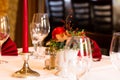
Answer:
[12, 53, 40, 78]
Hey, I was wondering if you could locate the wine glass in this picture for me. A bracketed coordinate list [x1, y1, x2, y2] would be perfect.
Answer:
[75, 36, 92, 80]
[30, 13, 50, 58]
[30, 22, 40, 58]
[0, 15, 10, 63]
[56, 36, 92, 80]
[110, 32, 120, 71]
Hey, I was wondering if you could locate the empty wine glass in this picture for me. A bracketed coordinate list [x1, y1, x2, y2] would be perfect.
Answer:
[30, 13, 50, 58]
[110, 32, 120, 71]
[30, 22, 40, 58]
[75, 36, 92, 80]
[56, 36, 92, 80]
[0, 15, 10, 64]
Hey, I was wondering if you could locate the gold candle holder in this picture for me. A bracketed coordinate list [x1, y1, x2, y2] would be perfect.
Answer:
[12, 53, 40, 78]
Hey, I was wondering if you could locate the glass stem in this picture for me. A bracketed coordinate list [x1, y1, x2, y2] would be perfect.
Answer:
[33, 43, 39, 58]
[39, 41, 42, 47]
[34, 43, 38, 52]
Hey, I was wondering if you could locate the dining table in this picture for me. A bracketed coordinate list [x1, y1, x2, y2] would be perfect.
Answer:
[0, 47, 120, 80]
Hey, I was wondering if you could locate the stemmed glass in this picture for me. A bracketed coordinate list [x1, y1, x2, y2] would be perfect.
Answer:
[56, 36, 92, 80]
[30, 13, 50, 58]
[75, 36, 92, 80]
[0, 15, 10, 64]
[110, 32, 120, 71]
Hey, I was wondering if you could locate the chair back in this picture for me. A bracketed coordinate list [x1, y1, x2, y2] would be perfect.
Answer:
[46, 0, 65, 29]
[91, 0, 113, 34]
[71, 0, 92, 31]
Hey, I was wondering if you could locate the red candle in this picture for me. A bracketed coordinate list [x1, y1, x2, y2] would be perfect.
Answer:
[22, 0, 28, 53]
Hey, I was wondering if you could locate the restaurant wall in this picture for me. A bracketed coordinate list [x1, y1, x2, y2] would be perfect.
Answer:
[0, 0, 38, 48]
[14, 0, 38, 48]
[0, 0, 19, 42]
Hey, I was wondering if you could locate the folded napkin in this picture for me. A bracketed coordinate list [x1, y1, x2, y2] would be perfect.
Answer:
[1, 37, 18, 56]
[91, 39, 102, 61]
[77, 39, 102, 61]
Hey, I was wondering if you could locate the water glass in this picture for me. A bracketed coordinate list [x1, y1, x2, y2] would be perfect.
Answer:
[0, 15, 10, 63]
[110, 32, 120, 70]
[56, 36, 92, 80]
[30, 13, 50, 59]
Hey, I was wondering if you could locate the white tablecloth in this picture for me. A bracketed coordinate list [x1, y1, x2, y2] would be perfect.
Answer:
[0, 48, 120, 80]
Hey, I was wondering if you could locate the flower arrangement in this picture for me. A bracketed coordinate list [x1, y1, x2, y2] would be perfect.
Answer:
[46, 26, 102, 61]
[46, 12, 102, 61]
[46, 27, 68, 52]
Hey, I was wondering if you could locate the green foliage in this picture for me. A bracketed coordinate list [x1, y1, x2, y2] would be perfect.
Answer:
[49, 40, 66, 51]
[68, 29, 85, 36]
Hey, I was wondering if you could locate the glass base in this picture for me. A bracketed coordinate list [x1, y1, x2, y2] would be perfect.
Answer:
[12, 53, 40, 78]
[12, 66, 40, 78]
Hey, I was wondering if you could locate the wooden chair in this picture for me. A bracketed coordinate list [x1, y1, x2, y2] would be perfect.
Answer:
[45, 0, 65, 30]
[86, 0, 113, 55]
[91, 0, 113, 34]
[71, 0, 92, 31]
[86, 31, 112, 56]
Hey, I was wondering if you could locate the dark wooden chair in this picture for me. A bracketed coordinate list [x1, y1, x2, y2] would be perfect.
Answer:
[86, 31, 112, 56]
[91, 0, 113, 34]
[86, 0, 113, 55]
[45, 0, 65, 30]
[71, 0, 92, 31]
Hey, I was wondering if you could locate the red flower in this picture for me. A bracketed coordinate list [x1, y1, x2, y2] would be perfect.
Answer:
[52, 27, 65, 40]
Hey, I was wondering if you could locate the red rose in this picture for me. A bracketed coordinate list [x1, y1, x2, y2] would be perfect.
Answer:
[52, 27, 66, 40]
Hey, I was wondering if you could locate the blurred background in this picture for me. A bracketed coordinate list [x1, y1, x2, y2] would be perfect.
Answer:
[0, 0, 120, 54]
